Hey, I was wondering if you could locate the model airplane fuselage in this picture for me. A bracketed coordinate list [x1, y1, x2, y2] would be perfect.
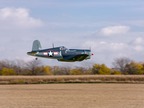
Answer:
[27, 40, 92, 62]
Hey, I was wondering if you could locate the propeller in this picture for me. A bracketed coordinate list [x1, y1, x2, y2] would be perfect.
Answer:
[89, 47, 94, 56]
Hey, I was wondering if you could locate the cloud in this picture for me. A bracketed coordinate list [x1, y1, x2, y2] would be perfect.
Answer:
[133, 46, 143, 52]
[84, 41, 128, 52]
[99, 25, 130, 36]
[0, 7, 43, 29]
[130, 37, 144, 52]
[131, 37, 144, 45]
[82, 40, 131, 66]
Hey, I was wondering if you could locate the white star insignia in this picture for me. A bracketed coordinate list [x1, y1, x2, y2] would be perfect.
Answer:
[48, 51, 53, 57]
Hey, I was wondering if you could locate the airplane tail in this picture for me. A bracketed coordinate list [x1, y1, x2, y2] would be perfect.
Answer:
[32, 40, 42, 51]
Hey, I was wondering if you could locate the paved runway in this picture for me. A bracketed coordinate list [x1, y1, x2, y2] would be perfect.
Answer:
[0, 84, 144, 108]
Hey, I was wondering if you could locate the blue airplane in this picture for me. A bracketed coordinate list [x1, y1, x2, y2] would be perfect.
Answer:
[27, 40, 92, 62]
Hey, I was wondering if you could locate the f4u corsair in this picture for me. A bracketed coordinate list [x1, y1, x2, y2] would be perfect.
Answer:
[27, 40, 92, 62]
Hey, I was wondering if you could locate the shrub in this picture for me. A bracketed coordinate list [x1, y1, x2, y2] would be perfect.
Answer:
[1, 68, 16, 75]
[70, 68, 82, 75]
[92, 64, 111, 75]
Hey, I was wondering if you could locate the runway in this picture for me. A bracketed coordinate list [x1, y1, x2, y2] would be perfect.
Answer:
[0, 84, 144, 108]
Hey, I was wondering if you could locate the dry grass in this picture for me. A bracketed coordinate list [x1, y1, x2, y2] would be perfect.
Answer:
[0, 75, 144, 84]
[0, 84, 144, 108]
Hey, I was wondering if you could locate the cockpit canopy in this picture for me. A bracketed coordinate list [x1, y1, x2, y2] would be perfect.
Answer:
[60, 46, 69, 51]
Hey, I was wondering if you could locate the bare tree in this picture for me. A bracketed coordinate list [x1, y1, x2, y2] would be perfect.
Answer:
[52, 66, 70, 75]
[26, 59, 42, 75]
[112, 57, 132, 74]
[12, 60, 27, 75]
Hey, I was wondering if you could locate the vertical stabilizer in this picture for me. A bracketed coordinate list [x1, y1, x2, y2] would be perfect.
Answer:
[32, 40, 42, 51]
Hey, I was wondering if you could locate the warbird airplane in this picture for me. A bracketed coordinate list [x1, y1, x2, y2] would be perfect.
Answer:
[27, 40, 92, 62]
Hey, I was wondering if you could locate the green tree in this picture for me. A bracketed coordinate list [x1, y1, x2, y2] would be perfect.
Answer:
[70, 68, 82, 75]
[1, 68, 16, 75]
[92, 64, 111, 75]
[125, 62, 144, 75]
[111, 69, 121, 75]
[43, 66, 53, 75]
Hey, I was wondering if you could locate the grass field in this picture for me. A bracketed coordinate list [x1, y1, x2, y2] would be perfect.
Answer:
[0, 84, 144, 108]
[0, 75, 144, 84]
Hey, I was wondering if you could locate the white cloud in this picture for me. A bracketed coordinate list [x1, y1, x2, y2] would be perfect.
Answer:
[84, 41, 128, 52]
[0, 7, 43, 29]
[126, 20, 144, 27]
[82, 40, 134, 66]
[132, 37, 144, 45]
[130, 37, 144, 52]
[133, 45, 143, 52]
[99, 25, 130, 36]
[109, 43, 127, 50]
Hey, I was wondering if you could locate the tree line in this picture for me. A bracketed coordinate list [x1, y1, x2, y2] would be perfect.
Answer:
[0, 57, 144, 75]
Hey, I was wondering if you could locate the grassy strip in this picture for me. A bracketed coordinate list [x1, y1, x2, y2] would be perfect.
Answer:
[0, 75, 144, 84]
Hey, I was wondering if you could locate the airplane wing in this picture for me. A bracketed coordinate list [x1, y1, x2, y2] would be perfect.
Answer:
[71, 54, 89, 61]
[58, 54, 89, 62]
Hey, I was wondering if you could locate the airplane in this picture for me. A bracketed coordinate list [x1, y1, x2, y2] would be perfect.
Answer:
[27, 40, 93, 62]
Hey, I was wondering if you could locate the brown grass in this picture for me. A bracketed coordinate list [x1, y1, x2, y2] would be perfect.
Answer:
[0, 75, 144, 84]
[0, 84, 144, 108]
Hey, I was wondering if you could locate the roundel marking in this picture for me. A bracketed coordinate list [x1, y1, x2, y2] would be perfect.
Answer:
[48, 51, 54, 57]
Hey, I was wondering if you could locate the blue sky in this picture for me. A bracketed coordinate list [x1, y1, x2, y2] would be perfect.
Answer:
[0, 0, 144, 67]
